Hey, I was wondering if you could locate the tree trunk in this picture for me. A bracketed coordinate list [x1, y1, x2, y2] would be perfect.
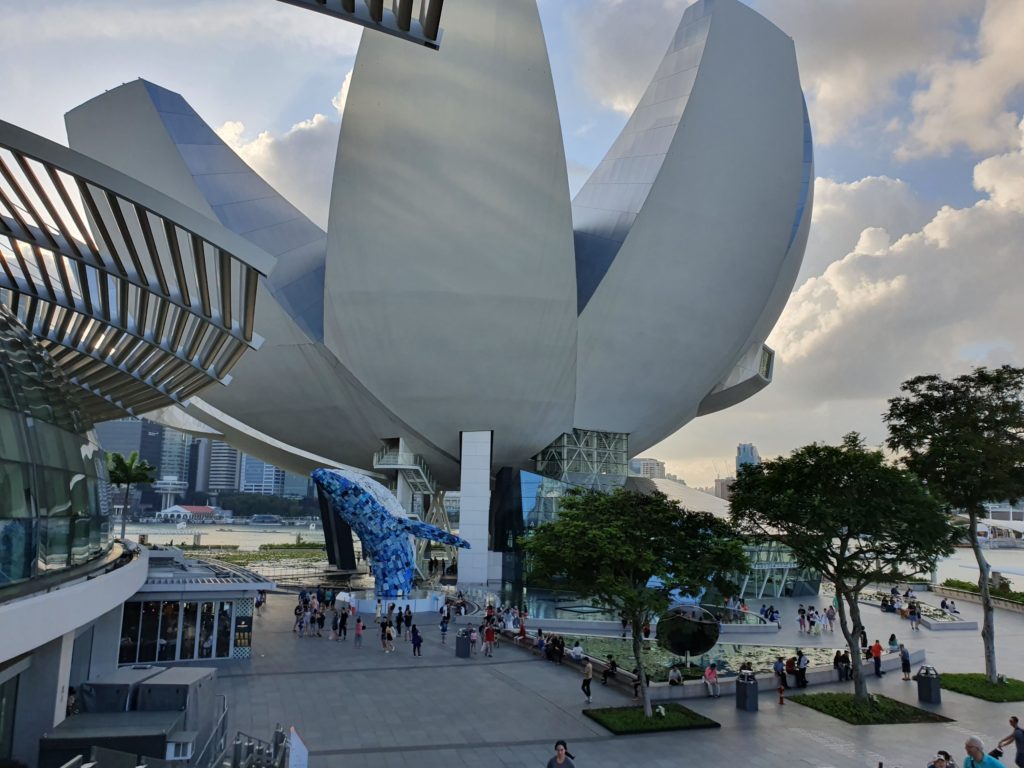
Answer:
[120, 483, 131, 541]
[834, 583, 870, 703]
[631, 616, 652, 717]
[969, 509, 998, 683]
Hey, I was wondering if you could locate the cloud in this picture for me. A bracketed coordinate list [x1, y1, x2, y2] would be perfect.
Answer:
[761, 0, 980, 146]
[653, 124, 1024, 487]
[799, 176, 932, 282]
[570, 0, 694, 116]
[215, 77, 352, 228]
[897, 1, 1024, 158]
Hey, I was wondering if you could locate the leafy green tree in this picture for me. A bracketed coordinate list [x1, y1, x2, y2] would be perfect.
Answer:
[885, 365, 1024, 683]
[107, 451, 157, 541]
[730, 434, 957, 703]
[521, 487, 747, 717]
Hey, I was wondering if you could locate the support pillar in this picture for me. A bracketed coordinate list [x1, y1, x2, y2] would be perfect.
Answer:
[458, 431, 492, 584]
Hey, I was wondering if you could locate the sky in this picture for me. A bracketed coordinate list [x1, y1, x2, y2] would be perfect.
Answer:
[2, 0, 1023, 488]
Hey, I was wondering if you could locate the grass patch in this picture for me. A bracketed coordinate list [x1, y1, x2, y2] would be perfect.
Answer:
[941, 673, 1024, 702]
[789, 693, 953, 725]
[582, 703, 720, 734]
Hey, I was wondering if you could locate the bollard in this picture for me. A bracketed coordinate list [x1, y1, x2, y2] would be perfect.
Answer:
[777, 685, 785, 705]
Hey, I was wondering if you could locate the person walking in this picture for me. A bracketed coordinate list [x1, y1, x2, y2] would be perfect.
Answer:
[380, 618, 389, 652]
[546, 740, 575, 768]
[582, 658, 593, 703]
[411, 625, 423, 656]
[484, 623, 495, 657]
[354, 617, 363, 648]
[404, 606, 413, 640]
[331, 610, 340, 641]
[997, 715, 1024, 768]
[395, 610, 404, 641]
[703, 662, 720, 697]
[964, 736, 1003, 768]
[386, 620, 396, 652]
[440, 616, 449, 644]
[339, 609, 348, 640]
[899, 644, 912, 680]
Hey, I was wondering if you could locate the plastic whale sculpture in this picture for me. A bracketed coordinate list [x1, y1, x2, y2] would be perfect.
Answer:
[311, 467, 469, 597]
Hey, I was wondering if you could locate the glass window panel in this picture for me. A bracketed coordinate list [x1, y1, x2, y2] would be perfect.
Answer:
[158, 601, 180, 661]
[119, 602, 142, 664]
[198, 602, 215, 659]
[215, 601, 232, 658]
[180, 601, 198, 660]
[0, 411, 26, 462]
[0, 460, 35, 585]
[69, 473, 91, 564]
[137, 600, 161, 663]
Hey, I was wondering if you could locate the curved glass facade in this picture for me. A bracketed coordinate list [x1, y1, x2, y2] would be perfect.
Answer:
[0, 304, 110, 588]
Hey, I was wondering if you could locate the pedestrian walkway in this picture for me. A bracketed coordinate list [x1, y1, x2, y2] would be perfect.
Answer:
[213, 592, 1024, 767]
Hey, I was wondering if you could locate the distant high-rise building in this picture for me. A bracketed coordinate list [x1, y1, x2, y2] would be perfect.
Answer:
[736, 443, 761, 473]
[282, 471, 312, 499]
[629, 457, 666, 479]
[714, 477, 735, 501]
[207, 440, 242, 495]
[240, 454, 285, 496]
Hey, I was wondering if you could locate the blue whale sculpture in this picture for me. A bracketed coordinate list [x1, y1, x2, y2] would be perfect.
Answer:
[311, 467, 469, 597]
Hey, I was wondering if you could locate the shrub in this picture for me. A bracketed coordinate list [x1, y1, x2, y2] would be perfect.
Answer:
[789, 693, 953, 725]
[941, 673, 1024, 702]
[582, 703, 720, 734]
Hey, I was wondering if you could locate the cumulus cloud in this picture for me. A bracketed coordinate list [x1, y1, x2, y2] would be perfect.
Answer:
[654, 126, 1024, 487]
[761, 0, 980, 146]
[898, 1, 1024, 158]
[215, 77, 352, 228]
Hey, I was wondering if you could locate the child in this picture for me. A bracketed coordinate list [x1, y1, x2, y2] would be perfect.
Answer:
[440, 616, 449, 644]
[354, 617, 363, 648]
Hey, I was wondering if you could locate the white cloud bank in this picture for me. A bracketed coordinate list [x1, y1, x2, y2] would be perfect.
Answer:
[654, 119, 1024, 486]
[215, 74, 352, 228]
[570, 0, 1024, 159]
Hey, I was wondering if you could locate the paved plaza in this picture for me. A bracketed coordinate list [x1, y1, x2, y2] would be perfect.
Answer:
[212, 592, 1024, 767]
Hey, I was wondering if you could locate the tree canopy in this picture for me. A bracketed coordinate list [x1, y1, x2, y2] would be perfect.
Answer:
[885, 365, 1024, 683]
[107, 450, 156, 540]
[521, 486, 748, 715]
[730, 433, 956, 701]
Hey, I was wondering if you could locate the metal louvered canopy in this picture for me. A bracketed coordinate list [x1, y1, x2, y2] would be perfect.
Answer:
[275, 0, 445, 49]
[0, 120, 275, 421]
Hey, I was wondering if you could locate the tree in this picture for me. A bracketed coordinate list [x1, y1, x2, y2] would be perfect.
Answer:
[107, 451, 156, 541]
[520, 487, 747, 717]
[885, 365, 1024, 684]
[730, 434, 957, 703]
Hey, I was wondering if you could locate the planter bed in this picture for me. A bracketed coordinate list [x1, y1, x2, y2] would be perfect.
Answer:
[789, 693, 953, 725]
[940, 673, 1024, 702]
[582, 703, 720, 734]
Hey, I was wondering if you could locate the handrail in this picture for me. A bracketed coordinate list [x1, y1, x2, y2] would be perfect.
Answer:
[699, 603, 770, 625]
[194, 693, 229, 768]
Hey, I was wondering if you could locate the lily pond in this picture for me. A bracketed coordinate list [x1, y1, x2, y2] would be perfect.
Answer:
[558, 635, 844, 683]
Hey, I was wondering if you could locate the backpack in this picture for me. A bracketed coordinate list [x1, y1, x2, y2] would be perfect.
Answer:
[294, 605, 303, 617]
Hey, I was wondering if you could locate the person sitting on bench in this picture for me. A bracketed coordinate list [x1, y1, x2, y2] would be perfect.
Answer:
[601, 655, 618, 684]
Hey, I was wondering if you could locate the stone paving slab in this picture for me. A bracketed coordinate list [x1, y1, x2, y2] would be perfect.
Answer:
[213, 593, 1024, 767]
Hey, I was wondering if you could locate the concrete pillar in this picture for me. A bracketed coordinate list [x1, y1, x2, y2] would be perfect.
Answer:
[12, 631, 74, 764]
[458, 431, 492, 584]
[88, 606, 124, 681]
[396, 472, 413, 515]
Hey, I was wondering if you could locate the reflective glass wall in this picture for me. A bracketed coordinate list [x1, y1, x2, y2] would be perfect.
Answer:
[118, 597, 253, 663]
[0, 305, 111, 590]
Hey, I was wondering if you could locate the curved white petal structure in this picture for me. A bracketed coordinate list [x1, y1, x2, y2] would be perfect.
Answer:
[573, 0, 811, 454]
[324, 0, 578, 469]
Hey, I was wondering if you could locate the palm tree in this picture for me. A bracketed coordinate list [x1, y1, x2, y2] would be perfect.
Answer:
[107, 451, 157, 541]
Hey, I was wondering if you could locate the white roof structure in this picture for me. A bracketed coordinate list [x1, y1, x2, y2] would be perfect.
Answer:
[651, 478, 731, 520]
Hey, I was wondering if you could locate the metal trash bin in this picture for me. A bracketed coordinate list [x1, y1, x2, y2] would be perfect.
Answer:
[455, 629, 471, 658]
[915, 665, 941, 704]
[735, 671, 758, 711]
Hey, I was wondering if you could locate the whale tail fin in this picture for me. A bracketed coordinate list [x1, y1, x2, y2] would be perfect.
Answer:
[396, 517, 470, 549]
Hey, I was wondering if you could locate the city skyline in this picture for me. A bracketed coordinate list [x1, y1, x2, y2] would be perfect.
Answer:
[2, 0, 1022, 487]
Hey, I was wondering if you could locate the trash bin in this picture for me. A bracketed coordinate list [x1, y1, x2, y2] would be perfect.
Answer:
[915, 665, 941, 704]
[735, 671, 758, 711]
[455, 629, 471, 659]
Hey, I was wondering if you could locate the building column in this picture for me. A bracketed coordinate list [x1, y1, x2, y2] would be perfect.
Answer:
[12, 631, 74, 763]
[458, 431, 492, 584]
